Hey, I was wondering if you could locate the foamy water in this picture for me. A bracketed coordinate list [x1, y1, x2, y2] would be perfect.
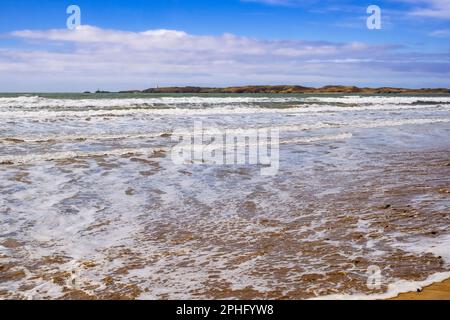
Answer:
[0, 94, 449, 299]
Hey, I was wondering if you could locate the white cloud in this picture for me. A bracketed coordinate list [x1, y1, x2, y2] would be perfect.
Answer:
[430, 29, 450, 37]
[247, 0, 450, 19]
[11, 26, 368, 57]
[1, 25, 449, 91]
[395, 0, 450, 19]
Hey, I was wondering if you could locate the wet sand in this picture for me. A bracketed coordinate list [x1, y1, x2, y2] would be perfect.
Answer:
[2, 142, 450, 300]
[391, 279, 450, 300]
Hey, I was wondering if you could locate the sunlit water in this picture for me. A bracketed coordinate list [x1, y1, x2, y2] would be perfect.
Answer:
[0, 94, 449, 299]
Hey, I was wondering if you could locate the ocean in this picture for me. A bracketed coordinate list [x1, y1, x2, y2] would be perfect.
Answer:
[0, 93, 449, 299]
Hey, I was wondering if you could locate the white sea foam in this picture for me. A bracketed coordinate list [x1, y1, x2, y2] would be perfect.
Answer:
[305, 96, 450, 105]
[393, 233, 450, 263]
[0, 133, 351, 165]
[1, 95, 449, 110]
[281, 133, 353, 144]
[0, 96, 296, 109]
[0, 147, 155, 164]
[0, 103, 448, 120]
[312, 272, 450, 300]
[2, 118, 448, 144]
[314, 233, 450, 299]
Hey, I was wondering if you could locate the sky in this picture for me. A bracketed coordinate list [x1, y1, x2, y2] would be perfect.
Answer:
[0, 0, 449, 92]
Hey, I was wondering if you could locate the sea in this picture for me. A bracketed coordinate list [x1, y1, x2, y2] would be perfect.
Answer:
[0, 93, 449, 299]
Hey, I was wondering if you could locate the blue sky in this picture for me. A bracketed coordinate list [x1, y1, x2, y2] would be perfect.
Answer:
[0, 0, 449, 91]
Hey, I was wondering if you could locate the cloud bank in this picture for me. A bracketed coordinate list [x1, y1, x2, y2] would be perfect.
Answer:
[1, 25, 449, 91]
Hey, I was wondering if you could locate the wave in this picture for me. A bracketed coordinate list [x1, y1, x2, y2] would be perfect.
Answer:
[5, 116, 449, 164]
[0, 132, 168, 144]
[312, 272, 450, 300]
[1, 95, 449, 110]
[2, 118, 449, 145]
[0, 104, 448, 120]
[314, 232, 450, 300]
[0, 96, 297, 109]
[0, 133, 352, 165]
[0, 147, 156, 165]
[304, 96, 450, 105]
[281, 133, 353, 144]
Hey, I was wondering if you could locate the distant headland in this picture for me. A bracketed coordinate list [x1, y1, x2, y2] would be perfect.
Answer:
[115, 85, 450, 94]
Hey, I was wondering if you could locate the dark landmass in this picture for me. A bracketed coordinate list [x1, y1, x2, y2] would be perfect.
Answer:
[119, 85, 450, 94]
[95, 90, 111, 94]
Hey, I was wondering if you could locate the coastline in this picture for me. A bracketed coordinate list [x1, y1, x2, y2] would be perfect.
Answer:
[118, 85, 450, 95]
[390, 278, 450, 300]
[312, 273, 450, 300]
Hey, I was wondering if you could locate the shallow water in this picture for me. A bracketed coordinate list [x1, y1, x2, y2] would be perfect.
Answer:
[0, 94, 449, 299]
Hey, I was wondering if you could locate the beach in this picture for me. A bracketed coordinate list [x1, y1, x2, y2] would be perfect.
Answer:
[0, 94, 449, 300]
[391, 279, 450, 300]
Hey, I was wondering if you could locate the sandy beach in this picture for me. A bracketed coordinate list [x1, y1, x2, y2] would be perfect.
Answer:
[391, 279, 450, 300]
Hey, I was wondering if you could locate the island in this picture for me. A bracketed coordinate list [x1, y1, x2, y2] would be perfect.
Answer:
[118, 85, 450, 94]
